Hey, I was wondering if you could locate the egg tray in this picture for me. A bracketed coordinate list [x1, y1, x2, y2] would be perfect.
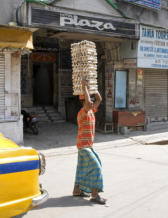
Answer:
[71, 40, 98, 95]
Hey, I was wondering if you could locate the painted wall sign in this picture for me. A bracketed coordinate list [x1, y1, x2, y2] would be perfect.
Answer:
[124, 58, 137, 68]
[126, 0, 161, 10]
[137, 25, 168, 69]
[31, 8, 137, 38]
[32, 53, 56, 62]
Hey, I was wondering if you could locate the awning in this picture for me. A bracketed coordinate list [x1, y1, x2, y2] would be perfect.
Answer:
[0, 27, 33, 50]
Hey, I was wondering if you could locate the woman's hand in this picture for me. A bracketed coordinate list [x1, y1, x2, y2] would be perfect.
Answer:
[81, 78, 88, 87]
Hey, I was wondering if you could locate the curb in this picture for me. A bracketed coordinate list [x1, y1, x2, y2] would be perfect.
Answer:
[36, 129, 168, 157]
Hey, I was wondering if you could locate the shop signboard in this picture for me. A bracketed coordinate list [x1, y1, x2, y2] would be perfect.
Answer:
[126, 0, 161, 10]
[31, 8, 138, 38]
[137, 25, 168, 69]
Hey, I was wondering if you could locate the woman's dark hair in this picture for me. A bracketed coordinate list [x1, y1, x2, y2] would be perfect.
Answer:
[90, 95, 96, 102]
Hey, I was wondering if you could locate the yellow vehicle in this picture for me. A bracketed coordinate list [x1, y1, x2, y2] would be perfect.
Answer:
[0, 133, 48, 218]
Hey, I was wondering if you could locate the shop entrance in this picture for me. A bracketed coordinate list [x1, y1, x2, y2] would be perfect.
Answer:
[33, 63, 53, 105]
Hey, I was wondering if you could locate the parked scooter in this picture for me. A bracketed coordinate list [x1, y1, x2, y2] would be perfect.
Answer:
[21, 110, 39, 135]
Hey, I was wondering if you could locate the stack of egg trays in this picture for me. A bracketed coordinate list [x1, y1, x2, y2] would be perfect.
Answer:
[71, 40, 98, 95]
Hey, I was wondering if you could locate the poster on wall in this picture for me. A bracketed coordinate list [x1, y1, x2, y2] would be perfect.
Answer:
[137, 25, 168, 69]
[126, 0, 161, 10]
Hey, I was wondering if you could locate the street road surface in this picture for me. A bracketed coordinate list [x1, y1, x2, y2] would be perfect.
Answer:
[23, 138, 168, 218]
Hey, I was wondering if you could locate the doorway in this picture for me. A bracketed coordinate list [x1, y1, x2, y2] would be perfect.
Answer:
[33, 63, 53, 106]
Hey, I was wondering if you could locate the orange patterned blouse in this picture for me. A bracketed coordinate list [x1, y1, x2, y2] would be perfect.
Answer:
[76, 107, 97, 149]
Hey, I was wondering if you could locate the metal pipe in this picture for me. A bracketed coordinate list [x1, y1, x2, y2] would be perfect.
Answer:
[105, 0, 129, 18]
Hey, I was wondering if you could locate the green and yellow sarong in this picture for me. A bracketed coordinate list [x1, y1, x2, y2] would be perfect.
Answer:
[75, 148, 103, 193]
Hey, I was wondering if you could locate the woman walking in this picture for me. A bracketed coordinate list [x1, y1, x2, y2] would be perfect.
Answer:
[72, 79, 106, 205]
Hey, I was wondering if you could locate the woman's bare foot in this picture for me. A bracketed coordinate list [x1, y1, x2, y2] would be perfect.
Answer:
[72, 184, 81, 196]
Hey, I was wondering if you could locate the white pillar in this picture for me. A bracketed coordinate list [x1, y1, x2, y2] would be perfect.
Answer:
[4, 52, 11, 119]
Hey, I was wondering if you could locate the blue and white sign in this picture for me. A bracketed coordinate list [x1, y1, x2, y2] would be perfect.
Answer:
[137, 25, 168, 69]
[127, 0, 161, 10]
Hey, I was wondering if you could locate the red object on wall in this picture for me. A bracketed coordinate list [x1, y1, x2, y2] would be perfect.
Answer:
[113, 110, 145, 131]
[32, 53, 56, 63]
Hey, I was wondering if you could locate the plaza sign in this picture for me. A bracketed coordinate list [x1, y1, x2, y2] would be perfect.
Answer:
[137, 25, 168, 69]
[127, 0, 161, 10]
[60, 14, 116, 31]
[31, 8, 138, 38]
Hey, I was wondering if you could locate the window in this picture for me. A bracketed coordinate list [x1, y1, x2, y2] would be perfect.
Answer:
[115, 70, 127, 109]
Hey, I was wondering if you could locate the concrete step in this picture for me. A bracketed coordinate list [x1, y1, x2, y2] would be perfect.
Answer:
[52, 119, 65, 123]
[147, 121, 168, 131]
[46, 111, 58, 115]
[45, 109, 57, 113]
[22, 106, 65, 123]
[48, 114, 61, 118]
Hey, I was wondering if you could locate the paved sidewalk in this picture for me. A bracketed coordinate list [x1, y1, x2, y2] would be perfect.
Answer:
[130, 129, 168, 145]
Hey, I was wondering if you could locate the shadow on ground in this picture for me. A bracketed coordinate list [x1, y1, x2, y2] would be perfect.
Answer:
[23, 122, 168, 150]
[33, 196, 94, 209]
[23, 122, 124, 150]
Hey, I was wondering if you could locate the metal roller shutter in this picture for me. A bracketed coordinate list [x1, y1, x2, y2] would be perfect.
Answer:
[144, 69, 168, 121]
[0, 54, 5, 119]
